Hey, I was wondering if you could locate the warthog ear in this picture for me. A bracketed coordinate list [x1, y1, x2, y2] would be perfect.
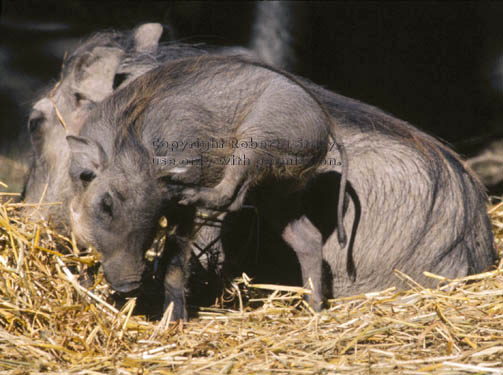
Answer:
[67, 135, 108, 184]
[72, 47, 124, 103]
[134, 23, 163, 53]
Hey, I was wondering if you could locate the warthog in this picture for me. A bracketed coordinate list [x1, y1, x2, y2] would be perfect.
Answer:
[19, 22, 280, 284]
[18, 22, 297, 314]
[67, 55, 349, 320]
[67, 54, 497, 320]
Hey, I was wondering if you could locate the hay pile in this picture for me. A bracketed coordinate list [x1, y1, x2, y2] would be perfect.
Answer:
[1, 186, 502, 374]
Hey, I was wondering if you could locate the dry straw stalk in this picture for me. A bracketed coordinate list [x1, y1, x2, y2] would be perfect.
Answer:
[1, 188, 502, 374]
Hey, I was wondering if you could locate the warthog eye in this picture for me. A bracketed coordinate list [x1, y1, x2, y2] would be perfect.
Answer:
[79, 170, 96, 188]
[29, 116, 43, 134]
[28, 111, 45, 139]
[74, 92, 92, 107]
[101, 193, 113, 217]
[113, 73, 129, 90]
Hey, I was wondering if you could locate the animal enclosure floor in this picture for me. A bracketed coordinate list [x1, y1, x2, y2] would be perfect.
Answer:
[1, 192, 503, 375]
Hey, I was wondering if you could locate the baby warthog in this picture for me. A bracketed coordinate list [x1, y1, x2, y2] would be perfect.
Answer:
[67, 54, 349, 320]
[18, 22, 296, 311]
[68, 55, 497, 321]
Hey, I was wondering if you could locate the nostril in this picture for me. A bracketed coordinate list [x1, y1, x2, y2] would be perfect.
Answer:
[28, 113, 44, 134]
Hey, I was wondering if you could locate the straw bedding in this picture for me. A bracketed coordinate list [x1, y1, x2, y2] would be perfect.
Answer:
[1, 185, 502, 374]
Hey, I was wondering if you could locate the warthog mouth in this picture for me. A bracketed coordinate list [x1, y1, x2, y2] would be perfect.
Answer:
[109, 280, 143, 294]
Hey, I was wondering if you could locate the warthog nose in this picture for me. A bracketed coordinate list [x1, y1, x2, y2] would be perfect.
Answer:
[103, 261, 145, 294]
[28, 111, 44, 134]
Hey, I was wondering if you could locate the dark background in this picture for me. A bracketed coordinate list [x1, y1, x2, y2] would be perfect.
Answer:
[1, 1, 503, 192]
